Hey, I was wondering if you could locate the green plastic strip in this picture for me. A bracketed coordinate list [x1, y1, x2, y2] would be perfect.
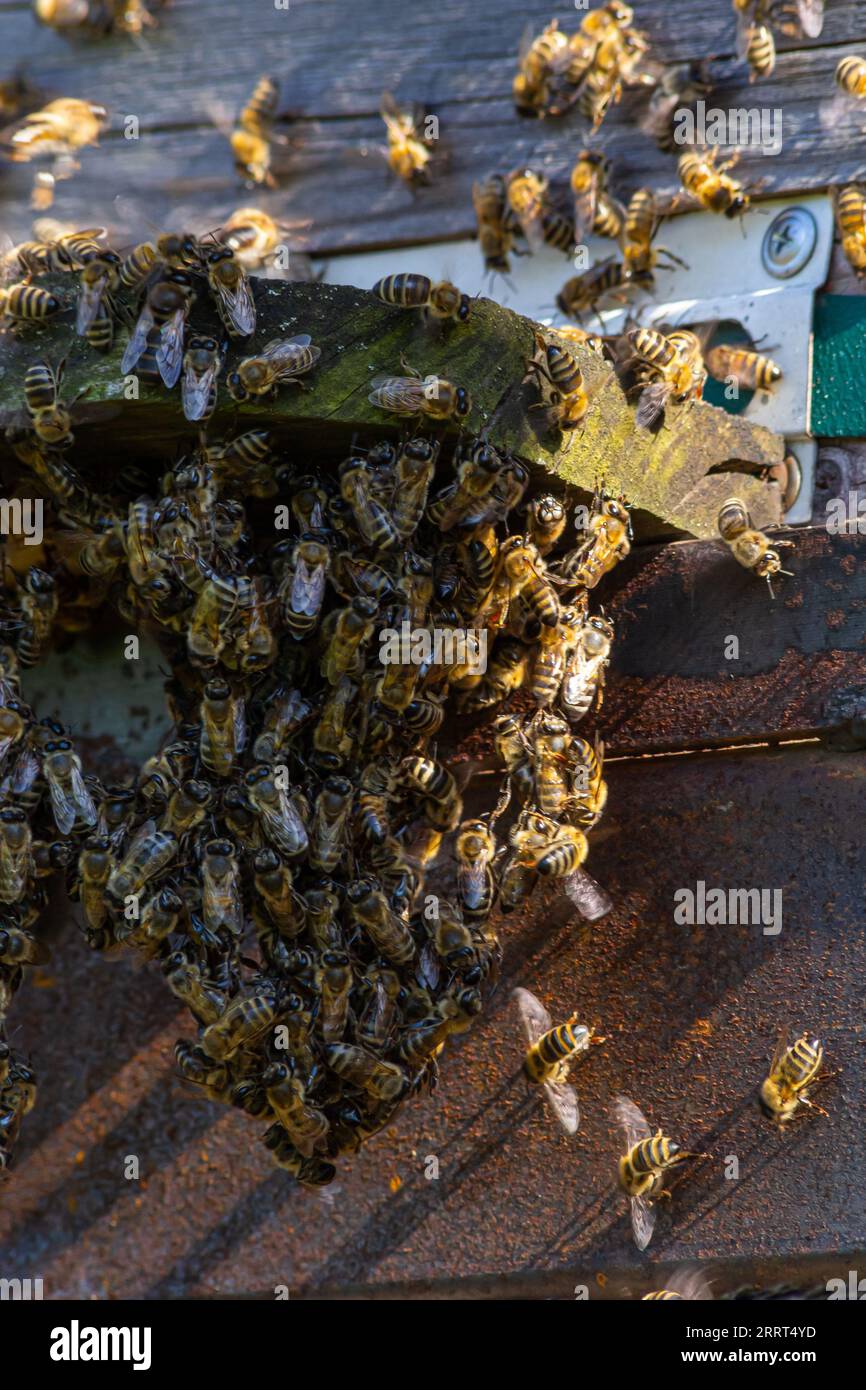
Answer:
[811, 294, 866, 438]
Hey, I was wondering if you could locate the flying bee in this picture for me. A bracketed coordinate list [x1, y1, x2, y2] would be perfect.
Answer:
[678, 148, 751, 218]
[620, 187, 686, 282]
[38, 736, 96, 837]
[5, 97, 107, 161]
[23, 359, 76, 448]
[833, 184, 866, 277]
[556, 257, 635, 319]
[512, 18, 569, 116]
[570, 150, 610, 245]
[643, 1268, 714, 1301]
[373, 272, 470, 324]
[245, 765, 309, 858]
[121, 268, 194, 388]
[472, 173, 516, 274]
[368, 359, 471, 422]
[745, 23, 775, 81]
[0, 280, 62, 328]
[718, 496, 794, 593]
[226, 334, 320, 401]
[203, 244, 256, 338]
[701, 341, 782, 394]
[555, 488, 631, 590]
[504, 166, 549, 251]
[181, 335, 224, 423]
[455, 819, 496, 922]
[229, 75, 282, 187]
[324, 1041, 408, 1101]
[759, 1029, 833, 1124]
[514, 986, 601, 1135]
[380, 91, 436, 185]
[217, 206, 298, 269]
[615, 1095, 707, 1250]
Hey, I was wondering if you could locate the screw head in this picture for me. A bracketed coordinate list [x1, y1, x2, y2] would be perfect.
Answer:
[761, 207, 818, 279]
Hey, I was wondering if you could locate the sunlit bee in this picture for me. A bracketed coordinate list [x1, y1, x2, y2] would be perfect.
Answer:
[615, 1095, 706, 1250]
[0, 281, 62, 326]
[380, 91, 435, 185]
[514, 986, 598, 1134]
[181, 335, 223, 422]
[226, 334, 320, 401]
[373, 272, 470, 323]
[759, 1029, 831, 1123]
[203, 244, 256, 338]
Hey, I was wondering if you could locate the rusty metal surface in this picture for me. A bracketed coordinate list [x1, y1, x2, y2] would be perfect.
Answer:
[601, 527, 866, 755]
[0, 744, 863, 1298]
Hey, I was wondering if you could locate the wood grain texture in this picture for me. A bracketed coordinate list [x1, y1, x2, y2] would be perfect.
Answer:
[0, 274, 783, 539]
[1, 0, 865, 253]
[599, 525, 866, 753]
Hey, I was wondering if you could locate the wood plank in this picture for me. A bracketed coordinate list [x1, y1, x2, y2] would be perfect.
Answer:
[1, 743, 863, 1296]
[598, 525, 866, 754]
[0, 274, 783, 540]
[1, 3, 865, 253]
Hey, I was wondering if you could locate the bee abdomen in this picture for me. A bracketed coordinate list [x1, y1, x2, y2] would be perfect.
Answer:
[373, 273, 432, 308]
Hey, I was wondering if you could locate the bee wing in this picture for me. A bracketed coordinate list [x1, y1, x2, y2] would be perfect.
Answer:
[636, 379, 672, 429]
[10, 746, 40, 796]
[573, 180, 599, 247]
[290, 553, 327, 617]
[182, 355, 219, 422]
[380, 90, 407, 138]
[214, 271, 256, 337]
[512, 985, 552, 1046]
[417, 941, 440, 990]
[614, 1094, 652, 1147]
[543, 1078, 580, 1135]
[233, 699, 247, 755]
[562, 867, 613, 921]
[69, 761, 98, 827]
[769, 1026, 790, 1075]
[156, 309, 187, 389]
[47, 773, 77, 836]
[368, 376, 426, 413]
[630, 1194, 657, 1251]
[457, 857, 486, 902]
[120, 300, 155, 374]
[663, 1267, 714, 1300]
[76, 275, 106, 335]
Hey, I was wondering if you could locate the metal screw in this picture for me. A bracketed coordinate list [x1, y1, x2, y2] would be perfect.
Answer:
[761, 207, 818, 279]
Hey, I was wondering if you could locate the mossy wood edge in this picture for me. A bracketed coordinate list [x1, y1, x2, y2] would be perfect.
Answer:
[0, 277, 784, 540]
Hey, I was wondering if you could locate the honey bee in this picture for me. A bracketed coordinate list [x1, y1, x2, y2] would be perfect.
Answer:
[230, 75, 282, 187]
[263, 1125, 337, 1186]
[40, 737, 97, 835]
[163, 948, 228, 1025]
[117, 885, 183, 958]
[833, 184, 866, 277]
[121, 268, 194, 388]
[226, 335, 320, 401]
[615, 1095, 707, 1250]
[5, 98, 107, 161]
[512, 18, 569, 117]
[0, 280, 62, 328]
[472, 174, 516, 275]
[560, 611, 613, 723]
[455, 819, 496, 922]
[620, 187, 686, 282]
[556, 487, 631, 590]
[245, 765, 309, 859]
[368, 359, 471, 422]
[373, 272, 470, 324]
[202, 244, 256, 338]
[835, 53, 866, 100]
[704, 343, 782, 391]
[402, 755, 463, 831]
[380, 91, 435, 185]
[75, 249, 120, 340]
[181, 335, 224, 423]
[325, 1041, 407, 1100]
[347, 877, 415, 965]
[640, 60, 713, 152]
[759, 1029, 833, 1124]
[309, 775, 353, 872]
[460, 637, 529, 712]
[745, 23, 775, 81]
[201, 837, 242, 939]
[505, 166, 549, 251]
[0, 807, 32, 905]
[629, 326, 706, 428]
[319, 949, 352, 1042]
[200, 984, 279, 1061]
[678, 148, 751, 219]
[643, 1269, 714, 1301]
[106, 821, 178, 901]
[570, 150, 610, 245]
[514, 986, 599, 1135]
[556, 257, 635, 319]
[718, 496, 794, 592]
[217, 207, 293, 269]
[263, 1059, 329, 1155]
[21, 357, 78, 449]
[526, 331, 597, 432]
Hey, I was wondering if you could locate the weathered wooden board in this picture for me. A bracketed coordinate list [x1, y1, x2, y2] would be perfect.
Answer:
[0, 743, 862, 1297]
[1, 0, 865, 253]
[598, 526, 866, 754]
[0, 276, 783, 539]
